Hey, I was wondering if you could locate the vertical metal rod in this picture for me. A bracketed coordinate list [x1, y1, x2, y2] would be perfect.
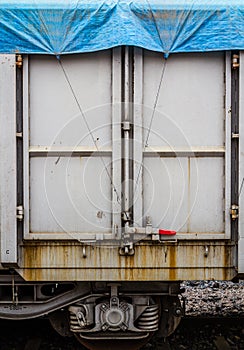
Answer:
[16, 55, 24, 245]
[133, 47, 143, 227]
[112, 47, 122, 238]
[239, 51, 244, 272]
[231, 52, 239, 243]
[123, 47, 130, 223]
[225, 52, 232, 239]
[23, 56, 30, 239]
[124, 47, 130, 123]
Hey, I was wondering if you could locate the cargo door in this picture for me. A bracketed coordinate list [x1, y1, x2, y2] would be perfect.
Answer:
[23, 50, 122, 241]
[133, 49, 231, 239]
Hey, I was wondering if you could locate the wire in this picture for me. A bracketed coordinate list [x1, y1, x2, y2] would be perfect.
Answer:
[57, 56, 121, 205]
[144, 59, 167, 148]
[239, 177, 244, 198]
[134, 58, 168, 191]
[144, 0, 168, 146]
[134, 0, 169, 193]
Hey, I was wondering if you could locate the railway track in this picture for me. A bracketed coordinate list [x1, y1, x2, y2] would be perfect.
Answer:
[147, 318, 244, 350]
[0, 317, 243, 350]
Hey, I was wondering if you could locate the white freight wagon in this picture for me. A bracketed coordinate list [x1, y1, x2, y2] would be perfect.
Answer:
[0, 1, 243, 348]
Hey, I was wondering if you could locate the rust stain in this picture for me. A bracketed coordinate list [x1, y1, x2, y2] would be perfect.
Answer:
[169, 245, 176, 280]
[223, 243, 232, 280]
[18, 241, 237, 282]
[163, 246, 168, 263]
[97, 211, 104, 219]
[187, 157, 191, 233]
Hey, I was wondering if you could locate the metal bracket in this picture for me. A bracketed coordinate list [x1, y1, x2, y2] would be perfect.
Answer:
[16, 55, 23, 69]
[16, 205, 24, 221]
[16, 132, 23, 138]
[122, 121, 131, 131]
[232, 54, 240, 70]
[119, 239, 135, 256]
[232, 132, 239, 139]
[230, 204, 239, 220]
[11, 275, 19, 305]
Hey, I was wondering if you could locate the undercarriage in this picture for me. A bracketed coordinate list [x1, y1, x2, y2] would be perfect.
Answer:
[0, 274, 183, 349]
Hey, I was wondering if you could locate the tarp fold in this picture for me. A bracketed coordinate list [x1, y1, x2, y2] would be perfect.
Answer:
[0, 0, 243, 55]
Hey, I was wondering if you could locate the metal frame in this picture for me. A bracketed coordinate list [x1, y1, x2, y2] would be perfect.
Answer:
[239, 51, 244, 273]
[112, 47, 122, 239]
[22, 50, 232, 242]
[122, 46, 131, 224]
[133, 47, 144, 227]
[23, 50, 123, 240]
[23, 55, 30, 240]
[225, 52, 232, 240]
[0, 55, 17, 265]
[133, 50, 232, 240]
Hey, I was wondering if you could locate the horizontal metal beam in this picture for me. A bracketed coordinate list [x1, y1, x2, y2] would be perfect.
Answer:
[29, 147, 111, 157]
[143, 148, 225, 158]
[24, 232, 226, 241]
[0, 283, 91, 320]
[17, 241, 236, 281]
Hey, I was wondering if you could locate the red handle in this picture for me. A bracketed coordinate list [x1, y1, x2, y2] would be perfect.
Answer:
[158, 229, 176, 235]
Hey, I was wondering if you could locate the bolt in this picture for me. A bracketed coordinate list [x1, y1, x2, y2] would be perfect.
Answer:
[175, 308, 182, 316]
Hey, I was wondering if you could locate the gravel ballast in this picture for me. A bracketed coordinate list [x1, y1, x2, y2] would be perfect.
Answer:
[182, 281, 244, 318]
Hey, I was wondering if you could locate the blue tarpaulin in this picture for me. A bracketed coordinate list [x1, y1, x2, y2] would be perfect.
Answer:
[0, 0, 243, 56]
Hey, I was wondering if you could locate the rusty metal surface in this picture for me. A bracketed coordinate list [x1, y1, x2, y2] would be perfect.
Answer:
[17, 241, 236, 282]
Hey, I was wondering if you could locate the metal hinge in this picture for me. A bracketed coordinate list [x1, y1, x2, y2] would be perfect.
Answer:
[232, 132, 239, 139]
[16, 205, 24, 221]
[232, 54, 239, 70]
[16, 55, 23, 68]
[121, 121, 131, 131]
[16, 132, 23, 138]
[230, 204, 239, 220]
